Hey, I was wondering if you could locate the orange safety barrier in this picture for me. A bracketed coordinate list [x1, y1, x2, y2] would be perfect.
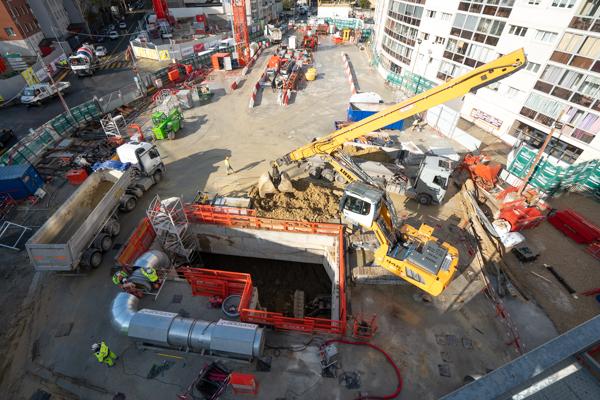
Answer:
[115, 217, 156, 266]
[117, 206, 348, 335]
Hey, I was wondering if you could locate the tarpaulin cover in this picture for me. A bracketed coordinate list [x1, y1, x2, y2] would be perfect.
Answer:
[92, 160, 131, 172]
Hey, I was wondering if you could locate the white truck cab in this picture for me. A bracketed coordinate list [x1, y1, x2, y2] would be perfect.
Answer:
[408, 156, 453, 205]
[340, 181, 384, 228]
[116, 142, 165, 182]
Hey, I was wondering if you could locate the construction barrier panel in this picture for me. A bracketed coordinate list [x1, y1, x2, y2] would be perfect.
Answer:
[342, 52, 357, 96]
[118, 205, 347, 335]
[115, 217, 157, 266]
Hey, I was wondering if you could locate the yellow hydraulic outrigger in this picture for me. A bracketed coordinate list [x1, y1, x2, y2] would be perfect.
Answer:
[269, 49, 526, 296]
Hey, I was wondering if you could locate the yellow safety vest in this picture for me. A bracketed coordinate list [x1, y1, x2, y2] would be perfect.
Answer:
[94, 342, 109, 362]
[112, 271, 127, 285]
[141, 267, 158, 282]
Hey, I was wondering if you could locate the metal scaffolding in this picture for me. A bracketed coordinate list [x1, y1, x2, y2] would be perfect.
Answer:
[147, 195, 196, 262]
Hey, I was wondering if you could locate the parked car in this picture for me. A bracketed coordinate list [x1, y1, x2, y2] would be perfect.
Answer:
[95, 46, 107, 57]
[109, 31, 119, 40]
[119, 21, 127, 29]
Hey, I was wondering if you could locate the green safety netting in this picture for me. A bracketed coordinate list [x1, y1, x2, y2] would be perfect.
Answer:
[325, 18, 364, 30]
[508, 145, 600, 196]
[385, 71, 434, 94]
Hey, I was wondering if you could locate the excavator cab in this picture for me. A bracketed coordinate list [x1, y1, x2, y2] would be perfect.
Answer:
[340, 182, 384, 228]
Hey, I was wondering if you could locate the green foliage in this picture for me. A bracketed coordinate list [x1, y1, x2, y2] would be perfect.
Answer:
[282, 0, 293, 11]
[358, 0, 371, 9]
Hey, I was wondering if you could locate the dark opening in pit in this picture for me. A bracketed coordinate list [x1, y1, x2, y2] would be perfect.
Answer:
[198, 252, 332, 317]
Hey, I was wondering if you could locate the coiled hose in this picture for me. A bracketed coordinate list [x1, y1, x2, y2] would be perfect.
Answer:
[324, 339, 403, 400]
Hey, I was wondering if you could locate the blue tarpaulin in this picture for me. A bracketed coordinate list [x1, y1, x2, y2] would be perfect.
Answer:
[92, 160, 131, 172]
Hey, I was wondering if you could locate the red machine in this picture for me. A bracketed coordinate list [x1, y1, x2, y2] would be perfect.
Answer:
[461, 153, 502, 191]
[498, 200, 544, 232]
[232, 0, 250, 66]
[195, 14, 209, 34]
[303, 35, 318, 50]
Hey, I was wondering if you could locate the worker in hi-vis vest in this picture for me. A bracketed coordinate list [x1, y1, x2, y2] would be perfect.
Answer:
[92, 341, 118, 367]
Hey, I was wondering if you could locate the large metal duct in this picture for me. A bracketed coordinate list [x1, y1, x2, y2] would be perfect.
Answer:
[132, 250, 169, 270]
[110, 293, 264, 358]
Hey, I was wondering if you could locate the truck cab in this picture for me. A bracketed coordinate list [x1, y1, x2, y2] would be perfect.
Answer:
[116, 142, 165, 181]
[340, 181, 384, 228]
[21, 84, 51, 105]
[408, 156, 453, 205]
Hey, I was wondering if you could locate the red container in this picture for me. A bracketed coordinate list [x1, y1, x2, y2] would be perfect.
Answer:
[66, 169, 88, 185]
[548, 209, 600, 244]
[167, 69, 180, 82]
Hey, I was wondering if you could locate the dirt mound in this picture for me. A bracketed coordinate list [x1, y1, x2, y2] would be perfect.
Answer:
[249, 179, 341, 222]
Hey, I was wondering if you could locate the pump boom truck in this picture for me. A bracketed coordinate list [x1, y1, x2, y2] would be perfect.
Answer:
[261, 49, 527, 296]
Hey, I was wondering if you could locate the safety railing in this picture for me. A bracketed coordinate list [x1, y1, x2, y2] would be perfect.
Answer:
[115, 217, 157, 266]
[117, 205, 348, 335]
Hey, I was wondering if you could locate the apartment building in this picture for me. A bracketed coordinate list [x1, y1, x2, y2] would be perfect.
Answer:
[27, 0, 70, 38]
[371, 0, 600, 164]
[0, 0, 43, 55]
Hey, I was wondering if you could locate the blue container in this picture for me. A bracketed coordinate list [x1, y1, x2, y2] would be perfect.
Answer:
[0, 164, 45, 200]
[347, 105, 404, 130]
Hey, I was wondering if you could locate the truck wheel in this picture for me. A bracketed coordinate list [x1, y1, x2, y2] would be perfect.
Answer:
[417, 193, 432, 205]
[104, 219, 121, 237]
[127, 187, 144, 198]
[82, 249, 103, 269]
[153, 170, 163, 184]
[94, 233, 113, 252]
[120, 195, 137, 212]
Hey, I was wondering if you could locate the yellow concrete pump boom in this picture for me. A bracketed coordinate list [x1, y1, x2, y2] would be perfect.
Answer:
[276, 48, 526, 166]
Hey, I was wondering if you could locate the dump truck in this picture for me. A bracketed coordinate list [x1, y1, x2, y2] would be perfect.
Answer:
[20, 82, 70, 106]
[26, 142, 165, 271]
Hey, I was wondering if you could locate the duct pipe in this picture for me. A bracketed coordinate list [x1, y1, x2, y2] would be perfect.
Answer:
[110, 293, 264, 358]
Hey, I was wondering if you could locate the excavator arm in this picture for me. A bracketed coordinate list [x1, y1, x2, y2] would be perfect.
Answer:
[276, 48, 526, 166]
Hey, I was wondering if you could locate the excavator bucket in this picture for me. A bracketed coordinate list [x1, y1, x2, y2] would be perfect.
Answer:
[277, 172, 294, 193]
[257, 171, 277, 197]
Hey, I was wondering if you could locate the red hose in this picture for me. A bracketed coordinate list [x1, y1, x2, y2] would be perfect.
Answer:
[324, 339, 403, 400]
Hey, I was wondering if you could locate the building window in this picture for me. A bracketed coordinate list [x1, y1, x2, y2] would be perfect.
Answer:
[535, 30, 558, 43]
[528, 0, 541, 4]
[504, 85, 522, 98]
[557, 33, 584, 53]
[4, 27, 16, 37]
[509, 25, 528, 36]
[435, 36, 445, 45]
[441, 12, 452, 21]
[426, 10, 436, 18]
[421, 32, 430, 40]
[579, 36, 600, 58]
[552, 0, 576, 8]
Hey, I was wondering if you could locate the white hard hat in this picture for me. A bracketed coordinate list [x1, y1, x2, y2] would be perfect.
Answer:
[91, 343, 100, 352]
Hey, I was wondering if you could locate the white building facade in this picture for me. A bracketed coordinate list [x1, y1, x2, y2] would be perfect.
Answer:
[371, 0, 600, 164]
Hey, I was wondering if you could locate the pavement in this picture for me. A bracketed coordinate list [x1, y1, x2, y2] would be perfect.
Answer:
[0, 37, 562, 399]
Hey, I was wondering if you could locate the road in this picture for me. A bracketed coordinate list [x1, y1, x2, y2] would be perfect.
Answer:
[0, 12, 145, 140]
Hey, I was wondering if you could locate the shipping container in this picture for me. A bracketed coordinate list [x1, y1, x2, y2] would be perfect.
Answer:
[0, 164, 44, 200]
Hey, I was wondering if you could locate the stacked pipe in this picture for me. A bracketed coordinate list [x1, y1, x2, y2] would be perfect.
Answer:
[342, 52, 357, 95]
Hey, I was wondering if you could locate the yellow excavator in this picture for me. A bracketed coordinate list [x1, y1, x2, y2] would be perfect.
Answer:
[260, 49, 526, 296]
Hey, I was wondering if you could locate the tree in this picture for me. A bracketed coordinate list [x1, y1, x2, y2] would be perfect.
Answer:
[282, 0, 294, 11]
[358, 0, 371, 9]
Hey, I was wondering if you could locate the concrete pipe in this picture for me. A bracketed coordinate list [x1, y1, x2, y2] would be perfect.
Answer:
[109, 293, 264, 358]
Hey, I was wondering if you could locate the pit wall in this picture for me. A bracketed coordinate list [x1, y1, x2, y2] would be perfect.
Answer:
[116, 205, 347, 335]
[191, 223, 341, 320]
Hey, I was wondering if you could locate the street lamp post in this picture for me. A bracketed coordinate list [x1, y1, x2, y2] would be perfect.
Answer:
[409, 38, 423, 95]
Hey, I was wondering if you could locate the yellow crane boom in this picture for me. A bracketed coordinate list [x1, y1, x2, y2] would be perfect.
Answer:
[277, 48, 526, 166]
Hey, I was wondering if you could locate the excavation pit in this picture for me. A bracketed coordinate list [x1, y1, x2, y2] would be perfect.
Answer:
[199, 253, 332, 317]
[117, 204, 348, 335]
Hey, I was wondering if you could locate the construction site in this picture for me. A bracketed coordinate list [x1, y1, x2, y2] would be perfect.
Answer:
[1, 3, 600, 400]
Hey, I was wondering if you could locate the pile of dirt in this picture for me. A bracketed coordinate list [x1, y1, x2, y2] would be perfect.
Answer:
[249, 179, 341, 222]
